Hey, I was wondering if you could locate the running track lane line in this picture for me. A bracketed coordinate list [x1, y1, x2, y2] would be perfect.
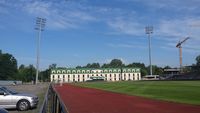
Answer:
[54, 84, 200, 113]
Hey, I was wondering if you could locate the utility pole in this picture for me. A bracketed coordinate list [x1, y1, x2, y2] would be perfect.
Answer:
[145, 26, 153, 76]
[35, 17, 46, 85]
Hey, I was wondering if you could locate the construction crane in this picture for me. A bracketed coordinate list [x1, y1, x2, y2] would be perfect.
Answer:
[176, 37, 190, 73]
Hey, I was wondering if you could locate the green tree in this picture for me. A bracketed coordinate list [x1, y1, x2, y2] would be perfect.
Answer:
[49, 63, 57, 69]
[196, 55, 200, 66]
[83, 63, 100, 68]
[109, 59, 124, 68]
[147, 65, 163, 75]
[101, 63, 109, 68]
[164, 66, 171, 69]
[195, 55, 200, 74]
[85, 63, 91, 68]
[76, 66, 82, 69]
[90, 63, 100, 68]
[19, 64, 25, 69]
[18, 64, 36, 82]
[39, 69, 49, 82]
[126, 63, 148, 76]
[0, 51, 18, 80]
[40, 64, 57, 82]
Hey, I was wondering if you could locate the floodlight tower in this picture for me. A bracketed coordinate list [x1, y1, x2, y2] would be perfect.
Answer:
[35, 17, 46, 85]
[145, 26, 153, 76]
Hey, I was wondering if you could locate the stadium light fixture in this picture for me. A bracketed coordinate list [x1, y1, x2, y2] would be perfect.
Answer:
[145, 26, 153, 76]
[35, 17, 46, 85]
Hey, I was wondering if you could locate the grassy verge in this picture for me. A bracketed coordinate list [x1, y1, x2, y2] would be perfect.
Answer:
[75, 81, 200, 105]
[22, 84, 48, 113]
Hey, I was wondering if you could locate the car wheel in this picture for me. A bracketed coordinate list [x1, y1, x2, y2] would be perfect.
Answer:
[17, 99, 30, 111]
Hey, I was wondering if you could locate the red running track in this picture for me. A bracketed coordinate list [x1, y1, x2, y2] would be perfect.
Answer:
[54, 84, 200, 113]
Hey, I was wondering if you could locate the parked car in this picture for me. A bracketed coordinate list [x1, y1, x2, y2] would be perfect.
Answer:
[0, 86, 39, 111]
[0, 108, 8, 113]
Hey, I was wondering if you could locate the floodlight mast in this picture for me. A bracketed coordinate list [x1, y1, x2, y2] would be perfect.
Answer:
[35, 17, 46, 85]
[145, 26, 153, 76]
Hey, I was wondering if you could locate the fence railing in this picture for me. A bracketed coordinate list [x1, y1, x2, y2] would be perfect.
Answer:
[39, 84, 68, 113]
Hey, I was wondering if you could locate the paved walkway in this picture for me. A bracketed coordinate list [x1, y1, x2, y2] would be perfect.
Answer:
[55, 84, 200, 113]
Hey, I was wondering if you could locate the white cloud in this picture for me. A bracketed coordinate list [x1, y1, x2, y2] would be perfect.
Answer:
[155, 18, 200, 52]
[68, 10, 96, 21]
[107, 17, 144, 36]
[0, 0, 96, 30]
[1, 0, 200, 53]
[0, 1, 11, 15]
[157, 18, 200, 39]
[127, 0, 200, 12]
[106, 16, 200, 54]
[107, 43, 147, 49]
[0, 0, 6, 3]
[24, 1, 51, 16]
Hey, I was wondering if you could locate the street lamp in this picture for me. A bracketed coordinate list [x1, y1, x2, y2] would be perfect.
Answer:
[145, 26, 153, 76]
[35, 17, 46, 84]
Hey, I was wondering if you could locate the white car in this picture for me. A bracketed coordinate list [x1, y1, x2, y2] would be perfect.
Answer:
[0, 86, 39, 111]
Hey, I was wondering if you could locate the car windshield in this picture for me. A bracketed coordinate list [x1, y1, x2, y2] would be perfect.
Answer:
[2, 87, 18, 94]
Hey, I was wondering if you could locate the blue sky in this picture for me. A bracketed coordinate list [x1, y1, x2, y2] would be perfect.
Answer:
[0, 0, 200, 69]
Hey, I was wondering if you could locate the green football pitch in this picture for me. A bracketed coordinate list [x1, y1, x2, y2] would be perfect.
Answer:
[76, 81, 200, 105]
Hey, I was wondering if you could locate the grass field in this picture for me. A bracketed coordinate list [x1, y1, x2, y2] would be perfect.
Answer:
[76, 81, 200, 105]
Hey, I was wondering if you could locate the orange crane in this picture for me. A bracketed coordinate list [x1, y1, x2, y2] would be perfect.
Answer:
[176, 37, 190, 73]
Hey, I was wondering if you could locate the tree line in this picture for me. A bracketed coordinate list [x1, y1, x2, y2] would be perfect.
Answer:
[76, 59, 165, 76]
[0, 50, 55, 82]
[0, 50, 199, 82]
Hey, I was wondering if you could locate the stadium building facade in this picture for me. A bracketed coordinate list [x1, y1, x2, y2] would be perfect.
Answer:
[50, 68, 141, 83]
